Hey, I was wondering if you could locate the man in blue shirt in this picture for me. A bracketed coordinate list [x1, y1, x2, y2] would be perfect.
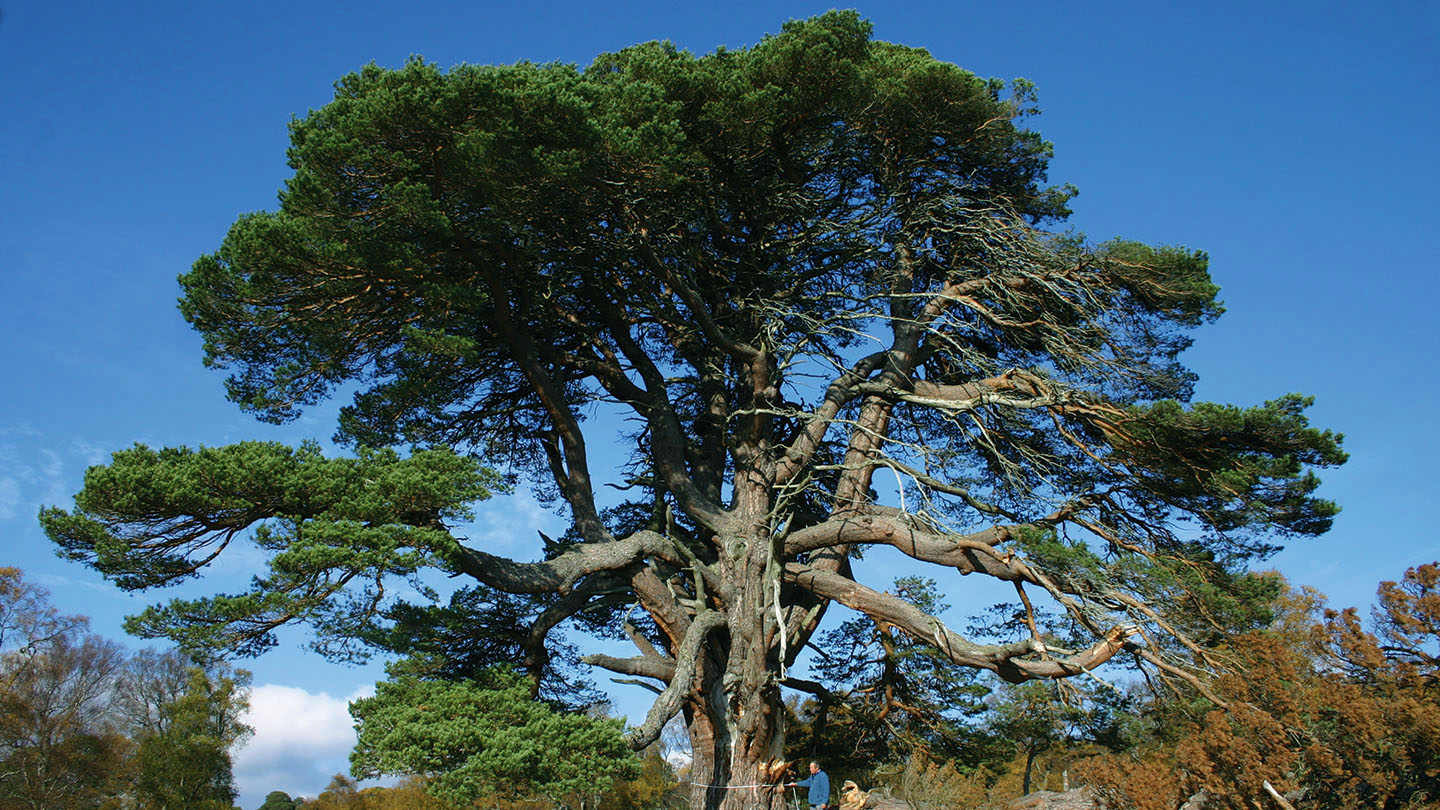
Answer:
[788, 760, 830, 810]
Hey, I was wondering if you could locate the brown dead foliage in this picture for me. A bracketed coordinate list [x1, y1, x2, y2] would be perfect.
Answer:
[1081, 566, 1440, 810]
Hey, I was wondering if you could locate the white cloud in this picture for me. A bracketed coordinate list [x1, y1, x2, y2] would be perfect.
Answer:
[233, 682, 376, 805]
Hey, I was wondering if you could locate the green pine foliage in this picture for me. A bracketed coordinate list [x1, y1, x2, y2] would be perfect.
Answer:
[349, 666, 638, 805]
[41, 442, 499, 657]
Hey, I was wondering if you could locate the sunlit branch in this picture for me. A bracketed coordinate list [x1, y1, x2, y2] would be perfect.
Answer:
[784, 563, 1137, 683]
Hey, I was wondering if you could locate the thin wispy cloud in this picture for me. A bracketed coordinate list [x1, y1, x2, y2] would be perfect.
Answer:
[28, 571, 130, 599]
[36, 448, 65, 507]
[0, 434, 100, 521]
[68, 437, 112, 469]
[0, 478, 18, 521]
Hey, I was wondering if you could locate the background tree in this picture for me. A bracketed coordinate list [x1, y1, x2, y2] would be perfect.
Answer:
[41, 12, 1345, 808]
[0, 568, 87, 677]
[128, 664, 252, 810]
[300, 775, 365, 810]
[0, 569, 129, 810]
[1082, 567, 1440, 810]
[112, 649, 192, 737]
[349, 665, 637, 807]
[307, 765, 678, 810]
[987, 682, 1073, 795]
[601, 750, 683, 810]
[113, 647, 252, 810]
[1330, 561, 1440, 687]
[256, 791, 302, 810]
[353, 776, 461, 810]
[0, 571, 252, 810]
[968, 594, 1146, 798]
[895, 754, 994, 810]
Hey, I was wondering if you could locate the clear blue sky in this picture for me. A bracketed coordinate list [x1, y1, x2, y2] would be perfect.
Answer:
[2, 1, 1437, 806]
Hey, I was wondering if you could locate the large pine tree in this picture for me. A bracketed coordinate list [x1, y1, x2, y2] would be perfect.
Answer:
[42, 13, 1344, 809]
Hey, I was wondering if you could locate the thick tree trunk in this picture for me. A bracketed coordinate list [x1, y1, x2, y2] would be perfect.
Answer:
[686, 525, 789, 810]
[687, 701, 720, 809]
[686, 653, 787, 810]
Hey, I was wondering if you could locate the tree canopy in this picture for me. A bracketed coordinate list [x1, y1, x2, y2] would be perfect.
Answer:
[41, 12, 1344, 809]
